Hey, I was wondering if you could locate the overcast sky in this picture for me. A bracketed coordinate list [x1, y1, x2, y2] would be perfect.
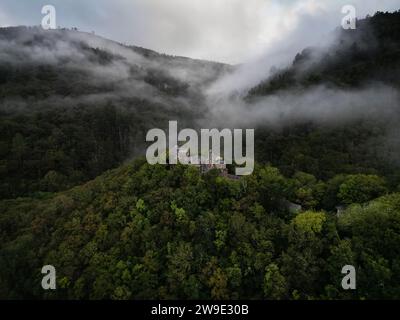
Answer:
[0, 0, 399, 64]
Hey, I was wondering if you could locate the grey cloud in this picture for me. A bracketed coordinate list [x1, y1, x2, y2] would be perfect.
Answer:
[1, 0, 399, 64]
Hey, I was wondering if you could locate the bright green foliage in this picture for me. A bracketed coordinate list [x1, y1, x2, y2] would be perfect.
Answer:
[293, 211, 327, 234]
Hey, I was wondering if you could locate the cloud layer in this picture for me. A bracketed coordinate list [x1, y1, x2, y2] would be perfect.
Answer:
[1, 0, 400, 63]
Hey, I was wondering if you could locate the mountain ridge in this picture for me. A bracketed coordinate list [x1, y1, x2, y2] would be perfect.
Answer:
[247, 10, 400, 97]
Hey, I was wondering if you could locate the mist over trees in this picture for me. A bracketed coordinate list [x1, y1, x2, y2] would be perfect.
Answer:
[0, 26, 231, 198]
[1, 11, 400, 299]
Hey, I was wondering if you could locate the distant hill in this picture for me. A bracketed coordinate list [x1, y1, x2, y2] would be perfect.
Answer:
[0, 26, 231, 97]
[248, 11, 400, 97]
[244, 11, 400, 184]
[2, 12, 400, 200]
[0, 26, 232, 199]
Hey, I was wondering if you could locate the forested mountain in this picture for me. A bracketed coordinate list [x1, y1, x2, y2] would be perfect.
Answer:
[1, 11, 400, 300]
[246, 10, 400, 185]
[248, 11, 400, 96]
[0, 26, 231, 199]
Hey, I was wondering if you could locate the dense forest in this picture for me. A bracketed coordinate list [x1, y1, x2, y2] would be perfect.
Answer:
[1, 11, 400, 299]
[250, 10, 400, 186]
[1, 159, 399, 299]
[0, 26, 231, 199]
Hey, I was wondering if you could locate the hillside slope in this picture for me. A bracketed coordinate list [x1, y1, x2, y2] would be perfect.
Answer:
[243, 11, 400, 184]
[0, 26, 232, 199]
[1, 158, 400, 299]
[248, 11, 400, 97]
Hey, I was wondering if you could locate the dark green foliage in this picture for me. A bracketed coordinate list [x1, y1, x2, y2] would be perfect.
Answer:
[0, 100, 196, 199]
[254, 120, 400, 189]
[1, 160, 399, 299]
